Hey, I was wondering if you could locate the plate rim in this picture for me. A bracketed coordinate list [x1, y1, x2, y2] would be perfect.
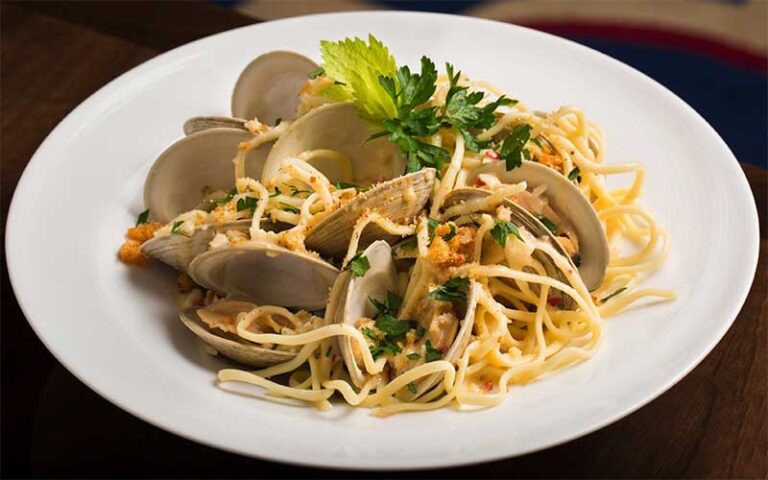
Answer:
[5, 11, 761, 470]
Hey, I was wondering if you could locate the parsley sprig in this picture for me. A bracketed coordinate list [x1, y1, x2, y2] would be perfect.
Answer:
[428, 277, 470, 302]
[491, 220, 525, 247]
[348, 252, 370, 277]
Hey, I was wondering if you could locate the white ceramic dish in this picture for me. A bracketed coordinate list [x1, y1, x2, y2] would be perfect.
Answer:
[6, 12, 759, 470]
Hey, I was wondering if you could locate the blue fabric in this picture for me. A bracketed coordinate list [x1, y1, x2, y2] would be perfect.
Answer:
[560, 37, 767, 168]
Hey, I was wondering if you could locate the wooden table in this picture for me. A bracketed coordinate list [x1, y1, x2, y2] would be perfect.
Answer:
[2, 3, 765, 478]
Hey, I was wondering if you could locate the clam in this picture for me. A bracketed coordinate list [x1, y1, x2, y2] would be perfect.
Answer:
[188, 241, 339, 311]
[261, 102, 405, 187]
[443, 188, 577, 308]
[141, 219, 285, 272]
[465, 161, 609, 290]
[402, 279, 480, 400]
[179, 300, 295, 367]
[333, 240, 479, 400]
[334, 240, 397, 387]
[144, 128, 274, 223]
[305, 169, 436, 259]
[183, 116, 248, 135]
[232, 51, 318, 125]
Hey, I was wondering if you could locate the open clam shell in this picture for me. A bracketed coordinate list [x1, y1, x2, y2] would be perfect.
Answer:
[402, 279, 481, 400]
[183, 116, 248, 135]
[465, 161, 609, 290]
[188, 242, 339, 311]
[232, 51, 318, 125]
[334, 240, 397, 387]
[443, 188, 577, 308]
[141, 220, 285, 272]
[144, 128, 274, 223]
[261, 102, 405, 186]
[179, 302, 295, 367]
[305, 168, 436, 259]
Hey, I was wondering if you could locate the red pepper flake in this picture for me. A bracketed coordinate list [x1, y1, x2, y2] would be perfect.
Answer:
[547, 295, 562, 307]
[484, 380, 494, 391]
[484, 150, 499, 160]
[473, 177, 486, 187]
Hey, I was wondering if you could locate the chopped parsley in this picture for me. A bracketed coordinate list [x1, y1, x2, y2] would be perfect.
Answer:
[536, 215, 558, 235]
[362, 326, 378, 341]
[374, 314, 412, 340]
[206, 188, 237, 205]
[332, 181, 359, 190]
[425, 340, 442, 362]
[170, 220, 186, 236]
[307, 66, 325, 79]
[416, 326, 426, 338]
[279, 202, 300, 214]
[567, 167, 581, 182]
[407, 382, 417, 394]
[491, 219, 525, 248]
[135, 209, 150, 226]
[442, 223, 457, 241]
[369, 291, 402, 316]
[288, 185, 312, 196]
[269, 186, 281, 197]
[370, 341, 402, 359]
[428, 277, 469, 302]
[601, 287, 628, 303]
[498, 123, 532, 171]
[407, 352, 421, 360]
[274, 117, 282, 126]
[348, 252, 370, 277]
[236, 196, 258, 213]
[427, 217, 440, 243]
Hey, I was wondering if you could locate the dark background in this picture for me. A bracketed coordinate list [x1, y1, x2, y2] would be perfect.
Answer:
[2, 1, 766, 478]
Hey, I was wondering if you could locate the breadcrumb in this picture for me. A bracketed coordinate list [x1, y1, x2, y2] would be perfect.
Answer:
[428, 224, 477, 267]
[537, 153, 563, 173]
[118, 239, 147, 265]
[126, 222, 161, 242]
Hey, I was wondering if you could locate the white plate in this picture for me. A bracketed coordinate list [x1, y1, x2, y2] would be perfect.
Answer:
[6, 12, 759, 470]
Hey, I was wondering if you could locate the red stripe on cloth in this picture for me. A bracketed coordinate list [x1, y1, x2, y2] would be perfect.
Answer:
[519, 21, 767, 72]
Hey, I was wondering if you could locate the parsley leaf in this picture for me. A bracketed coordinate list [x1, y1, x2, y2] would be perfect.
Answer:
[370, 340, 401, 359]
[269, 186, 281, 198]
[307, 66, 325, 79]
[362, 326, 378, 341]
[428, 277, 469, 302]
[536, 215, 558, 235]
[425, 340, 442, 362]
[442, 223, 457, 241]
[135, 209, 150, 226]
[206, 187, 237, 205]
[416, 326, 426, 338]
[427, 217, 440, 243]
[170, 220, 186, 236]
[332, 181, 359, 190]
[567, 167, 581, 182]
[348, 252, 370, 277]
[443, 63, 515, 152]
[407, 352, 421, 360]
[280, 202, 300, 214]
[491, 219, 524, 247]
[374, 314, 411, 340]
[236, 196, 258, 213]
[499, 124, 532, 170]
[601, 287, 628, 303]
[407, 382, 417, 394]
